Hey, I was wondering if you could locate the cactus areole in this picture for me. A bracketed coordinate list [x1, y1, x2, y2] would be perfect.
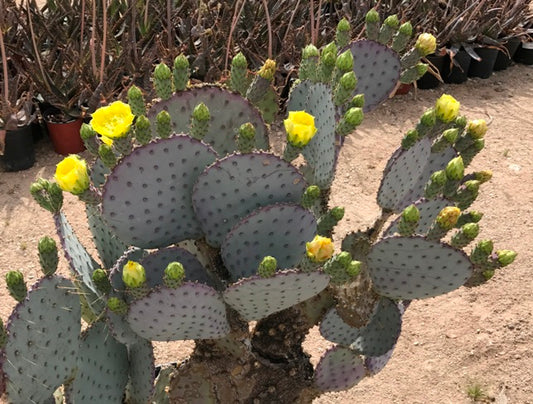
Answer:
[5, 12, 515, 403]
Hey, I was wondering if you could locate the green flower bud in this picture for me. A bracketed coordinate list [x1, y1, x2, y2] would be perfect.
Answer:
[339, 71, 357, 90]
[80, 123, 96, 141]
[477, 239, 494, 255]
[496, 250, 517, 267]
[239, 122, 255, 140]
[383, 14, 399, 28]
[6, 270, 27, 302]
[154, 62, 172, 80]
[467, 119, 488, 139]
[165, 262, 185, 281]
[401, 129, 419, 149]
[420, 108, 436, 127]
[331, 206, 345, 221]
[258, 256, 277, 278]
[464, 180, 480, 193]
[482, 269, 495, 280]
[122, 260, 146, 289]
[127, 85, 146, 116]
[301, 185, 321, 208]
[431, 170, 447, 186]
[344, 107, 364, 126]
[134, 115, 152, 145]
[303, 44, 320, 59]
[107, 297, 128, 315]
[38, 235, 56, 254]
[98, 143, 117, 168]
[336, 251, 352, 267]
[192, 102, 210, 122]
[462, 222, 480, 239]
[93, 268, 112, 294]
[416, 63, 428, 76]
[38, 236, 58, 276]
[402, 204, 420, 223]
[474, 170, 492, 183]
[455, 115, 468, 128]
[232, 52, 247, 69]
[30, 179, 63, 213]
[442, 128, 459, 144]
[336, 50, 354, 72]
[174, 54, 189, 70]
[365, 9, 379, 23]
[346, 260, 362, 277]
[350, 94, 365, 108]
[337, 18, 350, 32]
[156, 110, 172, 138]
[445, 156, 465, 181]
[399, 22, 413, 36]
[321, 42, 338, 67]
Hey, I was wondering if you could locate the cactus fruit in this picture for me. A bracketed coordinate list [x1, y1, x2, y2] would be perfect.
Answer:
[8, 32, 514, 402]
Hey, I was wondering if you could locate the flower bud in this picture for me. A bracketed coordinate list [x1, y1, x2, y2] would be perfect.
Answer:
[122, 260, 146, 289]
[164, 262, 186, 282]
[436, 206, 461, 230]
[402, 204, 420, 223]
[477, 239, 494, 255]
[474, 170, 492, 183]
[331, 206, 345, 221]
[442, 128, 459, 144]
[402, 129, 419, 149]
[301, 185, 321, 208]
[93, 268, 112, 294]
[435, 94, 460, 123]
[445, 156, 464, 181]
[337, 18, 350, 32]
[258, 256, 277, 278]
[365, 9, 379, 24]
[107, 297, 128, 315]
[431, 170, 447, 186]
[302, 44, 320, 59]
[174, 54, 189, 70]
[321, 42, 338, 67]
[80, 123, 96, 141]
[284, 111, 318, 148]
[344, 107, 364, 126]
[258, 59, 276, 81]
[239, 122, 255, 140]
[339, 71, 357, 90]
[54, 155, 90, 195]
[336, 251, 352, 267]
[415, 33, 437, 56]
[306, 235, 334, 263]
[346, 260, 362, 277]
[420, 108, 436, 127]
[350, 94, 365, 108]
[6, 270, 27, 302]
[467, 119, 488, 139]
[336, 50, 354, 72]
[462, 222, 480, 239]
[455, 115, 468, 128]
[496, 250, 517, 267]
[232, 52, 247, 69]
[398, 22, 413, 37]
[192, 102, 210, 122]
[383, 14, 399, 29]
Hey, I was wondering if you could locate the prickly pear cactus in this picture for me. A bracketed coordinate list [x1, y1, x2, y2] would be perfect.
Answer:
[2, 13, 515, 403]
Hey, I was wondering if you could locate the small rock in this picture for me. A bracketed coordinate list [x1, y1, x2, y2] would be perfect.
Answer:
[508, 164, 521, 172]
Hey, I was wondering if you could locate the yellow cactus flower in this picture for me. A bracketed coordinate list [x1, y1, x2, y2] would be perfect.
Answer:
[284, 111, 318, 148]
[435, 94, 460, 123]
[90, 101, 134, 139]
[54, 155, 90, 195]
[415, 33, 437, 56]
[306, 235, 334, 263]
[466, 119, 488, 139]
[122, 260, 146, 288]
[99, 135, 113, 146]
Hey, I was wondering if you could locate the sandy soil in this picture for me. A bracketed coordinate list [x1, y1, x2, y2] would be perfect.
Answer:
[0, 63, 532, 403]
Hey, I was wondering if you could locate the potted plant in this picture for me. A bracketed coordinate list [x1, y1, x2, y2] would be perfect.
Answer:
[0, 0, 36, 171]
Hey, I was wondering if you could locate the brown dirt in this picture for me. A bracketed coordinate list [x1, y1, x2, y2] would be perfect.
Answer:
[1, 64, 532, 403]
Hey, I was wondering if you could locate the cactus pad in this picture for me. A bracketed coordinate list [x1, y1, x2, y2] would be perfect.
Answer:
[314, 346, 366, 392]
[221, 203, 317, 281]
[287, 81, 336, 188]
[65, 322, 129, 404]
[345, 40, 401, 112]
[377, 138, 456, 212]
[192, 152, 307, 247]
[320, 297, 401, 356]
[101, 135, 218, 249]
[384, 197, 452, 236]
[3, 276, 81, 403]
[127, 283, 229, 341]
[367, 236, 473, 299]
[126, 339, 155, 404]
[55, 212, 105, 315]
[222, 269, 330, 321]
[86, 204, 128, 269]
[147, 85, 269, 154]
[90, 158, 110, 187]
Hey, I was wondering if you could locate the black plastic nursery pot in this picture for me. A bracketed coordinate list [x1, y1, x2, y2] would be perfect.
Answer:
[514, 41, 533, 65]
[493, 38, 521, 71]
[442, 49, 471, 84]
[416, 54, 445, 89]
[468, 47, 498, 79]
[1, 125, 36, 171]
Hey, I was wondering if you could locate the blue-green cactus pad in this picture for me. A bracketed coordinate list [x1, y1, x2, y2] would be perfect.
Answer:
[367, 236, 473, 299]
[126, 339, 155, 404]
[345, 39, 401, 112]
[320, 298, 401, 356]
[377, 138, 456, 212]
[147, 85, 269, 154]
[222, 269, 330, 321]
[192, 152, 307, 247]
[86, 204, 128, 269]
[127, 283, 229, 341]
[54, 212, 104, 315]
[384, 197, 452, 237]
[314, 346, 366, 392]
[90, 158, 110, 187]
[65, 322, 129, 404]
[101, 135, 218, 249]
[3, 276, 81, 403]
[286, 81, 336, 188]
[221, 203, 317, 281]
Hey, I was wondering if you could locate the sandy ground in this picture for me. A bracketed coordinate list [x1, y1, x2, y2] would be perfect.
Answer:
[0, 63, 532, 403]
